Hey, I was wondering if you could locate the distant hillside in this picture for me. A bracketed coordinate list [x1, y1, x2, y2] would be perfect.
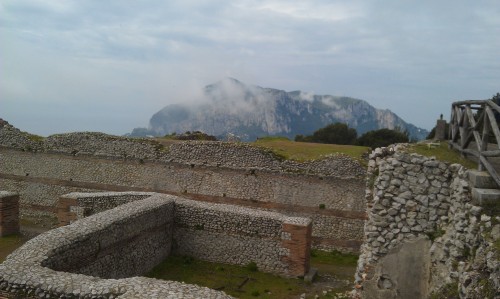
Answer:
[130, 78, 428, 141]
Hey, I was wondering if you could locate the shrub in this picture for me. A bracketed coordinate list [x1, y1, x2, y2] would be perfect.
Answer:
[246, 261, 258, 272]
[251, 290, 260, 296]
[356, 128, 409, 149]
[295, 123, 357, 145]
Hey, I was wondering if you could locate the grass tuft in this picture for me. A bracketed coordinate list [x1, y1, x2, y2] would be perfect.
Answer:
[408, 142, 477, 169]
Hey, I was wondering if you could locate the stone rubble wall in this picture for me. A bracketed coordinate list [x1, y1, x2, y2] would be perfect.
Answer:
[0, 194, 225, 299]
[0, 119, 365, 177]
[57, 192, 312, 276]
[354, 145, 499, 299]
[0, 147, 365, 252]
[1, 192, 313, 298]
[58, 192, 154, 224]
[172, 197, 311, 274]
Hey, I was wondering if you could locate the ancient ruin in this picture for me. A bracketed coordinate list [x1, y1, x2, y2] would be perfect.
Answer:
[0, 192, 312, 298]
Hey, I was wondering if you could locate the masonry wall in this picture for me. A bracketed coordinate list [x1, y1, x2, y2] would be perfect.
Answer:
[173, 198, 312, 275]
[0, 192, 312, 298]
[58, 192, 312, 276]
[0, 146, 365, 252]
[354, 145, 499, 299]
[0, 194, 231, 298]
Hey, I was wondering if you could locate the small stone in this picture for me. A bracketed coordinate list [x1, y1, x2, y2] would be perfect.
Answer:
[481, 215, 491, 222]
[388, 208, 398, 216]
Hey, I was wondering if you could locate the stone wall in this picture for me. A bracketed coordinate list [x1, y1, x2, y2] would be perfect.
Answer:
[1, 192, 313, 298]
[173, 197, 312, 275]
[58, 192, 312, 276]
[0, 120, 366, 252]
[354, 145, 499, 299]
[0, 120, 365, 177]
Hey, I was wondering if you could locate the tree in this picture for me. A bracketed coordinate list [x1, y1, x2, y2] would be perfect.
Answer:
[356, 128, 409, 149]
[295, 123, 357, 145]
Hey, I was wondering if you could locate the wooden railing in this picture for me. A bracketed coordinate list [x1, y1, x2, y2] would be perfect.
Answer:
[449, 100, 500, 187]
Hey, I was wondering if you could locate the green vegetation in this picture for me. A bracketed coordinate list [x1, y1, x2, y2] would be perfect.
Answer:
[25, 132, 45, 142]
[163, 131, 217, 141]
[408, 142, 477, 169]
[310, 249, 358, 267]
[147, 255, 311, 298]
[426, 228, 446, 242]
[429, 282, 459, 299]
[0, 235, 24, 262]
[319, 204, 326, 210]
[254, 136, 369, 163]
[245, 261, 258, 272]
[295, 123, 357, 145]
[356, 128, 409, 149]
[148, 250, 358, 299]
[478, 278, 497, 298]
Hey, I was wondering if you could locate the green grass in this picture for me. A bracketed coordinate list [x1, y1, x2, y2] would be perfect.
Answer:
[310, 249, 358, 268]
[429, 282, 459, 299]
[310, 249, 359, 283]
[0, 234, 25, 262]
[253, 136, 370, 163]
[409, 142, 477, 169]
[147, 251, 358, 299]
[147, 255, 311, 299]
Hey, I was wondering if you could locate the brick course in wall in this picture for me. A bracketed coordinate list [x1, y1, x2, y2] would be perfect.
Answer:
[0, 191, 19, 236]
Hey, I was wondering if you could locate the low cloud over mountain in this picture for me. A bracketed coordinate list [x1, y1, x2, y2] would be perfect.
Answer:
[131, 78, 428, 141]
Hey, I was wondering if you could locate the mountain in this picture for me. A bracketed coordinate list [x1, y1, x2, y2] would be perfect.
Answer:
[130, 78, 428, 141]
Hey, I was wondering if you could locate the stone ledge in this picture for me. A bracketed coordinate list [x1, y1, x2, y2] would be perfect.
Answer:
[468, 170, 498, 189]
[472, 188, 500, 205]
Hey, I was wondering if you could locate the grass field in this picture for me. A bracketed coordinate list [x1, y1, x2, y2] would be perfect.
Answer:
[147, 250, 357, 299]
[409, 142, 477, 169]
[254, 137, 370, 163]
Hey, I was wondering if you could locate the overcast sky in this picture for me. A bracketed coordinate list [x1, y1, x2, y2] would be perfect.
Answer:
[1, 0, 499, 136]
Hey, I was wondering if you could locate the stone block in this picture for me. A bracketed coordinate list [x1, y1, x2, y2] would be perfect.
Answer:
[0, 191, 20, 237]
[435, 119, 447, 141]
[471, 188, 500, 206]
[468, 170, 498, 189]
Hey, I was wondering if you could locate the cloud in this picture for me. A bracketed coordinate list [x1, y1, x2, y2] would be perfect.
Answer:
[0, 0, 499, 136]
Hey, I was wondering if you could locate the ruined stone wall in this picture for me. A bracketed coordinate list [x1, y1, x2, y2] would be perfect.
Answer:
[1, 192, 312, 298]
[0, 151, 365, 252]
[354, 145, 499, 299]
[173, 197, 312, 275]
[0, 120, 366, 252]
[0, 194, 231, 298]
[0, 148, 364, 210]
[58, 192, 312, 276]
[0, 120, 365, 177]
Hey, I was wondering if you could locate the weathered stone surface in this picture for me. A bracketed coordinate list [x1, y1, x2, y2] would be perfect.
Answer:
[355, 144, 499, 299]
[361, 238, 431, 299]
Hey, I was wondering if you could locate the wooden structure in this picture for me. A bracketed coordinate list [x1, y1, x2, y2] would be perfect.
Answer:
[449, 100, 500, 187]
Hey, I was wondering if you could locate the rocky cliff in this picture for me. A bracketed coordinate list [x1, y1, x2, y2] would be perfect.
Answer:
[131, 78, 428, 141]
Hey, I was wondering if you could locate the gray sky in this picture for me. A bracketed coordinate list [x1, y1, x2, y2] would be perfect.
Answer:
[1, 0, 499, 136]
